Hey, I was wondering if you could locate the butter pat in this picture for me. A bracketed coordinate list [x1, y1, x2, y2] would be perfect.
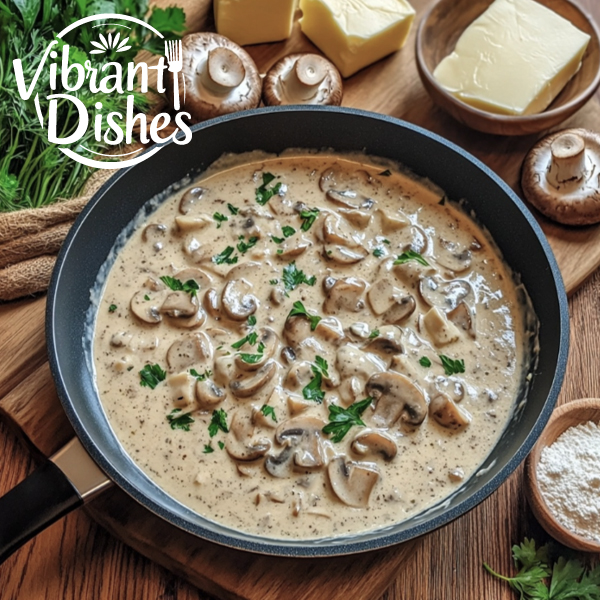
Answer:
[433, 0, 590, 116]
[299, 0, 416, 78]
[214, 0, 297, 46]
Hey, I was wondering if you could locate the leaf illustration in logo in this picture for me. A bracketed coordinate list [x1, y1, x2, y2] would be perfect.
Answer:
[89, 32, 131, 55]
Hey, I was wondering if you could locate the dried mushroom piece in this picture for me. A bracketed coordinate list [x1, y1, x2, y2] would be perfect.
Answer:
[327, 457, 379, 508]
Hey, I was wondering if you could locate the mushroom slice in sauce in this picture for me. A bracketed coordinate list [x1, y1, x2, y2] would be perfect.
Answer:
[167, 372, 196, 408]
[447, 302, 476, 338]
[196, 378, 226, 408]
[366, 372, 428, 427]
[275, 237, 312, 260]
[323, 277, 366, 314]
[174, 268, 213, 289]
[351, 430, 398, 461]
[383, 295, 416, 324]
[367, 279, 397, 316]
[175, 214, 212, 232]
[327, 457, 380, 508]
[234, 327, 279, 372]
[203, 288, 221, 319]
[283, 315, 313, 347]
[221, 279, 258, 321]
[429, 394, 472, 430]
[161, 291, 199, 318]
[378, 209, 409, 233]
[166, 331, 213, 372]
[366, 325, 404, 357]
[419, 276, 473, 311]
[142, 224, 167, 251]
[225, 411, 271, 461]
[336, 345, 386, 381]
[130, 290, 164, 324]
[323, 244, 368, 264]
[322, 214, 361, 248]
[230, 360, 277, 398]
[423, 307, 460, 347]
[338, 208, 372, 229]
[434, 239, 472, 273]
[179, 186, 206, 215]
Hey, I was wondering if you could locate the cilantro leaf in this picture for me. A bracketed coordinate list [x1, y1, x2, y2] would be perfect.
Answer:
[282, 262, 316, 292]
[213, 212, 228, 227]
[302, 356, 329, 404]
[299, 208, 320, 231]
[256, 172, 282, 205]
[238, 342, 265, 364]
[203, 444, 214, 453]
[288, 301, 322, 331]
[394, 250, 429, 266]
[227, 203, 239, 215]
[218, 441, 225, 450]
[260, 405, 277, 422]
[213, 246, 238, 265]
[271, 235, 284, 244]
[160, 276, 200, 297]
[322, 397, 372, 443]
[282, 225, 296, 238]
[237, 235, 259, 254]
[139, 364, 166, 389]
[208, 409, 228, 437]
[439, 355, 465, 376]
[419, 356, 432, 368]
[108, 304, 117, 313]
[167, 408, 194, 431]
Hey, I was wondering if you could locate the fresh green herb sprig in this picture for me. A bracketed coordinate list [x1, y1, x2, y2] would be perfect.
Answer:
[208, 409, 228, 437]
[439, 355, 465, 376]
[108, 304, 117, 313]
[260, 405, 277, 422]
[288, 301, 322, 331]
[227, 203, 239, 215]
[167, 409, 194, 431]
[394, 250, 429, 266]
[323, 397, 372, 443]
[282, 262, 316, 292]
[160, 276, 199, 297]
[256, 173, 282, 205]
[302, 356, 329, 404]
[238, 342, 265, 364]
[419, 356, 432, 368]
[299, 208, 320, 231]
[237, 235, 259, 254]
[369, 329, 380, 339]
[232, 331, 258, 349]
[213, 246, 238, 265]
[373, 247, 385, 258]
[203, 444, 214, 453]
[190, 368, 212, 381]
[213, 212, 228, 227]
[139, 363, 166, 389]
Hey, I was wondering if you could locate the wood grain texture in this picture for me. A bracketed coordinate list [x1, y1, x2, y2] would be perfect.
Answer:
[1, 0, 600, 598]
[525, 398, 600, 552]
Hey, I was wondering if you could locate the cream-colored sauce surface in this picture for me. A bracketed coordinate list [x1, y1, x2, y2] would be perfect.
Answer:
[93, 153, 529, 540]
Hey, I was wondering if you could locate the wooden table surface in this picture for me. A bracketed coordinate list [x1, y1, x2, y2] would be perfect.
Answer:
[2, 0, 600, 598]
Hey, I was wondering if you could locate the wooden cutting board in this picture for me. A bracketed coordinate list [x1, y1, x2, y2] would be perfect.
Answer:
[1, 0, 600, 598]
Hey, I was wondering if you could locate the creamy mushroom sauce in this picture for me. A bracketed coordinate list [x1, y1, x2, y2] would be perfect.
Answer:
[93, 153, 532, 540]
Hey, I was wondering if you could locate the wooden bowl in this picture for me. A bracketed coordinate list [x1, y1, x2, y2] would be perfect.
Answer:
[525, 398, 600, 552]
[415, 0, 600, 136]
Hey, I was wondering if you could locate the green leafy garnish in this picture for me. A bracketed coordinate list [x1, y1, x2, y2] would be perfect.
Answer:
[227, 203, 239, 215]
[218, 441, 225, 450]
[282, 262, 317, 292]
[260, 405, 277, 422]
[369, 329, 380, 339]
[373, 248, 384, 258]
[271, 235, 284, 244]
[108, 304, 117, 313]
[167, 409, 194, 432]
[302, 356, 329, 404]
[394, 250, 429, 267]
[379, 169, 392, 176]
[190, 368, 212, 381]
[139, 364, 166, 389]
[256, 173, 282, 205]
[203, 444, 214, 453]
[439, 355, 465, 376]
[299, 208, 320, 232]
[238, 342, 265, 364]
[213, 212, 228, 228]
[247, 315, 257, 326]
[419, 356, 432, 368]
[322, 397, 372, 443]
[208, 409, 229, 438]
[144, 294, 150, 301]
[382, 239, 391, 245]
[269, 279, 279, 285]
[237, 235, 259, 254]
[484, 538, 600, 600]
[213, 246, 238, 265]
[282, 225, 296, 238]
[159, 276, 200, 298]
[288, 301, 322, 331]
[231, 331, 258, 349]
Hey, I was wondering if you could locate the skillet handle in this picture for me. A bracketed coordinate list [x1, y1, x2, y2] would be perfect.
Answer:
[0, 438, 111, 564]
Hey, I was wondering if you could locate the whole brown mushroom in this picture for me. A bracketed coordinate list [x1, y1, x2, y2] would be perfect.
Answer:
[167, 33, 262, 123]
[262, 53, 343, 107]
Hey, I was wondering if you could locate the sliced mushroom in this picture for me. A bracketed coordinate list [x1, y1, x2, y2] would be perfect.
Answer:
[315, 317, 345, 344]
[338, 208, 372, 229]
[110, 331, 133, 348]
[230, 360, 277, 398]
[419, 276, 473, 311]
[323, 244, 368, 264]
[142, 224, 167, 251]
[349, 322, 371, 340]
[221, 279, 258, 321]
[225, 411, 271, 461]
[283, 314, 313, 347]
[130, 290, 163, 324]
[367, 279, 397, 315]
[323, 277, 366, 314]
[366, 325, 404, 356]
[174, 268, 212, 289]
[429, 394, 471, 430]
[423, 307, 460, 346]
[204, 288, 221, 318]
[337, 376, 364, 407]
[447, 302, 476, 338]
[213, 354, 234, 387]
[284, 361, 313, 392]
[432, 377, 466, 404]
[161, 291, 198, 318]
[366, 372, 428, 427]
[378, 209, 409, 233]
[287, 393, 316, 415]
[167, 372, 196, 407]
[336, 345, 386, 380]
[195, 378, 226, 408]
[322, 214, 361, 248]
[262, 53, 343, 106]
[166, 331, 213, 372]
[167, 33, 261, 123]
[234, 327, 279, 372]
[383, 295, 417, 324]
[179, 186, 206, 215]
[434, 239, 472, 273]
[326, 189, 374, 210]
[351, 430, 398, 461]
[175, 214, 212, 232]
[182, 235, 206, 263]
[275, 237, 312, 260]
[270, 286, 286, 306]
[327, 458, 379, 508]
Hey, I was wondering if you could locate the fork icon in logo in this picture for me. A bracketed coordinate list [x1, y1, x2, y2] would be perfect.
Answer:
[165, 40, 184, 110]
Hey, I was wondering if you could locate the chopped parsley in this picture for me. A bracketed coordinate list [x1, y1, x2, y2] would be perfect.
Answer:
[322, 397, 372, 443]
[247, 315, 257, 326]
[190, 368, 212, 381]
[373, 247, 385, 258]
[271, 235, 284, 244]
[144, 294, 150, 301]
[255, 172, 282, 206]
[213, 212, 228, 228]
[419, 356, 432, 368]
[394, 250, 429, 267]
[237, 235, 259, 254]
[167, 409, 194, 432]
[299, 208, 320, 231]
[238, 342, 265, 364]
[159, 276, 200, 298]
[213, 246, 238, 265]
[260, 405, 277, 422]
[382, 239, 391, 245]
[231, 331, 258, 349]
[369, 329, 380, 339]
[218, 441, 225, 450]
[203, 444, 214, 453]
[282, 262, 316, 292]
[439, 355, 465, 376]
[282, 225, 296, 238]
[269, 279, 279, 285]
[108, 303, 117, 313]
[227, 203, 239, 215]
[378, 169, 392, 176]
[288, 301, 322, 331]
[139, 364, 166, 389]
[276, 248, 283, 255]
[302, 355, 329, 404]
[208, 408, 229, 437]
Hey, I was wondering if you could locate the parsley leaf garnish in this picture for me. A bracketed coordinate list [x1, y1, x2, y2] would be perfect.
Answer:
[282, 262, 316, 292]
[190, 368, 212, 381]
[247, 315, 257, 326]
[260, 405, 277, 422]
[439, 355, 465, 376]
[419, 356, 432, 368]
[144, 294, 150, 301]
[271, 235, 284, 244]
[108, 304, 117, 313]
[238, 342, 265, 364]
[237, 235, 259, 254]
[160, 276, 200, 298]
[203, 444, 214, 453]
[394, 250, 429, 266]
[213, 246, 238, 265]
[382, 239, 391, 245]
[218, 441, 225, 450]
[288, 301, 322, 331]
[227, 203, 239, 215]
[167, 408, 194, 431]
[213, 212, 228, 227]
[299, 208, 320, 231]
[231, 331, 258, 349]
[208, 409, 229, 437]
[373, 247, 384, 258]
[322, 397, 372, 443]
[269, 279, 279, 285]
[302, 355, 329, 403]
[282, 225, 296, 238]
[139, 364, 166, 389]
[256, 172, 282, 205]
[369, 329, 380, 339]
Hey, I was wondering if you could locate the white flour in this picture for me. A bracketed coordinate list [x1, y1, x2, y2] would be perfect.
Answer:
[537, 420, 600, 542]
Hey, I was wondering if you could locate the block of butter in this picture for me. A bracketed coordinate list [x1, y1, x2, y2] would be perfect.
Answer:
[433, 0, 591, 116]
[214, 0, 297, 46]
[299, 0, 415, 78]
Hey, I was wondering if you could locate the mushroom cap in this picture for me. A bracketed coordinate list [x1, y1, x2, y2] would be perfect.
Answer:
[262, 53, 343, 107]
[521, 128, 600, 225]
[167, 33, 261, 123]
[327, 458, 379, 508]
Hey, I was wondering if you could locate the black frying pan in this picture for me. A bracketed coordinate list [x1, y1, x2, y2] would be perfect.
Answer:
[0, 107, 569, 561]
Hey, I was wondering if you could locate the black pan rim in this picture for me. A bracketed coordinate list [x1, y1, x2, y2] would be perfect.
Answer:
[46, 105, 569, 557]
